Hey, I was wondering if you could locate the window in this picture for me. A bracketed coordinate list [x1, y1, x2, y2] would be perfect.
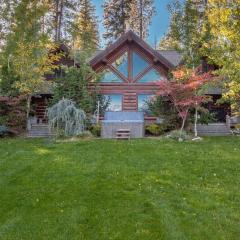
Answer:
[100, 69, 123, 83]
[132, 52, 149, 78]
[100, 51, 163, 83]
[138, 94, 154, 111]
[104, 94, 122, 111]
[112, 52, 128, 78]
[138, 69, 163, 83]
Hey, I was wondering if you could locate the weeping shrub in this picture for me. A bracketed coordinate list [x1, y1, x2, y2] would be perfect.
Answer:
[46, 98, 86, 137]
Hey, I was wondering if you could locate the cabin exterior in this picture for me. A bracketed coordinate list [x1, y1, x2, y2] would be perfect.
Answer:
[28, 30, 233, 137]
[89, 30, 181, 122]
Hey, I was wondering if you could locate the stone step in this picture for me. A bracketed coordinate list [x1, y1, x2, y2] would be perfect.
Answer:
[198, 132, 231, 136]
[196, 123, 231, 136]
[28, 134, 55, 138]
[31, 124, 49, 127]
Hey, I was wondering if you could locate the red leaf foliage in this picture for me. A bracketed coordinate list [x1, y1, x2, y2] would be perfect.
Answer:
[156, 68, 213, 121]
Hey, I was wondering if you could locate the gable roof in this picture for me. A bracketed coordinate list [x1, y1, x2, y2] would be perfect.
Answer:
[157, 50, 182, 67]
[89, 30, 179, 70]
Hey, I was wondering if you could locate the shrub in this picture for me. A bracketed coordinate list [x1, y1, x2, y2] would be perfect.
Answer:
[145, 123, 166, 136]
[167, 130, 191, 141]
[147, 96, 181, 131]
[0, 125, 8, 137]
[90, 124, 101, 137]
[235, 124, 240, 129]
[0, 95, 26, 134]
[46, 98, 86, 137]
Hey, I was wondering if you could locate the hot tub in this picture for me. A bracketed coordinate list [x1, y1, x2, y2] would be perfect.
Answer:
[101, 111, 144, 138]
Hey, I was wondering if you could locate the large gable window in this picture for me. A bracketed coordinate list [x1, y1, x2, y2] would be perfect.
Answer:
[100, 50, 164, 83]
[100, 69, 123, 83]
[138, 69, 163, 83]
[132, 52, 149, 78]
[112, 52, 128, 78]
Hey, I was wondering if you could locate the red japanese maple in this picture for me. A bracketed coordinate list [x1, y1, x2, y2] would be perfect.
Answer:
[156, 68, 212, 137]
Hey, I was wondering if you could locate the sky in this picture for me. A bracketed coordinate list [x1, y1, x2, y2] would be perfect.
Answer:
[92, 0, 173, 48]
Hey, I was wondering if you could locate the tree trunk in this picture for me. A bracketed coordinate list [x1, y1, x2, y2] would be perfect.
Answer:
[57, 0, 64, 41]
[194, 107, 198, 137]
[26, 95, 32, 130]
[139, 0, 143, 39]
[54, 0, 59, 41]
[180, 117, 186, 137]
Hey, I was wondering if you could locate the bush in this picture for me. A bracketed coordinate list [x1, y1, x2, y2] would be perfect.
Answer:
[146, 96, 181, 131]
[90, 124, 101, 137]
[0, 95, 26, 134]
[145, 123, 166, 136]
[46, 98, 86, 137]
[235, 124, 240, 129]
[167, 130, 191, 141]
[0, 125, 8, 137]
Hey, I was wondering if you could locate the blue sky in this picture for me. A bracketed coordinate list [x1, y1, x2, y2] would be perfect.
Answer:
[92, 0, 173, 48]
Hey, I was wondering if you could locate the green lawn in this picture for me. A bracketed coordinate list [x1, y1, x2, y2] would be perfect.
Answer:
[0, 137, 240, 240]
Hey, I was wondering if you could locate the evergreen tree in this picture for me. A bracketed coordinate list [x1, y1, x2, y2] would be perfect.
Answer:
[45, 0, 78, 43]
[52, 53, 108, 116]
[161, 0, 207, 67]
[71, 0, 99, 53]
[129, 0, 156, 39]
[158, 33, 180, 50]
[103, 0, 132, 44]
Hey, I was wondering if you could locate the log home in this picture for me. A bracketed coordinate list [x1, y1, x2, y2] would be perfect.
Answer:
[28, 30, 232, 137]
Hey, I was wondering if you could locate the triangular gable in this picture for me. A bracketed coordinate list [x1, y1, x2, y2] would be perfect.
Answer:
[89, 30, 174, 70]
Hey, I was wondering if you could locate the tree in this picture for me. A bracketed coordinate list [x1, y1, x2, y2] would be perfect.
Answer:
[161, 0, 207, 67]
[1, 0, 59, 126]
[43, 0, 78, 43]
[0, 0, 20, 48]
[52, 53, 109, 116]
[202, 0, 240, 110]
[103, 0, 155, 43]
[156, 68, 212, 137]
[158, 33, 180, 50]
[103, 0, 132, 43]
[129, 0, 156, 39]
[71, 0, 99, 53]
[47, 98, 86, 137]
[0, 95, 26, 134]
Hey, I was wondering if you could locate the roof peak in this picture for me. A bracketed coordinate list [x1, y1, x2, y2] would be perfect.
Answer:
[90, 30, 175, 70]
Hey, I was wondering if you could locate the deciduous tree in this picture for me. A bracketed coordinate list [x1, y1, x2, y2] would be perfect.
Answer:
[1, 0, 59, 126]
[202, 0, 240, 110]
[156, 68, 212, 137]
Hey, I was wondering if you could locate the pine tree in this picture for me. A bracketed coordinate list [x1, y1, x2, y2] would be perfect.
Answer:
[103, 0, 132, 44]
[71, 0, 99, 53]
[158, 33, 180, 50]
[45, 0, 78, 43]
[129, 0, 156, 39]
[161, 0, 207, 67]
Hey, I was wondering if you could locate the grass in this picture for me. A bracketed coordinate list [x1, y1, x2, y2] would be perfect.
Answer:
[0, 137, 240, 240]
